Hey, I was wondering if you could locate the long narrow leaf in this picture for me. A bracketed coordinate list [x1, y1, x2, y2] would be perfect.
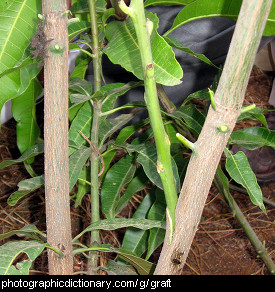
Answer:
[69, 146, 92, 191]
[101, 154, 136, 218]
[74, 218, 165, 242]
[12, 79, 42, 155]
[0, 143, 44, 170]
[165, 0, 274, 37]
[224, 148, 266, 213]
[7, 175, 44, 206]
[0, 224, 46, 241]
[229, 127, 275, 150]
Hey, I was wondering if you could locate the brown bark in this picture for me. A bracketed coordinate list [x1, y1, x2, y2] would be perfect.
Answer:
[43, 0, 73, 275]
[154, 0, 273, 275]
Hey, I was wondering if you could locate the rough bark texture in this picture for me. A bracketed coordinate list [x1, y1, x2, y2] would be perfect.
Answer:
[43, 0, 73, 275]
[154, 0, 273, 275]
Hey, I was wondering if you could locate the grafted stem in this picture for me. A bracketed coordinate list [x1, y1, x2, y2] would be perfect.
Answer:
[119, 0, 178, 241]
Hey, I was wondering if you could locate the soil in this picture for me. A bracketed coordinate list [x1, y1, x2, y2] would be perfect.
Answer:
[0, 67, 274, 275]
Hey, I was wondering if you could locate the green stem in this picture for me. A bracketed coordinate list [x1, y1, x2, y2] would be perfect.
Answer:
[88, 0, 102, 274]
[119, 0, 178, 242]
[214, 170, 275, 275]
[88, 0, 101, 92]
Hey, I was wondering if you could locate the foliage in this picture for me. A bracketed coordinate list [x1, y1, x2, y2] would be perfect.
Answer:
[0, 0, 274, 275]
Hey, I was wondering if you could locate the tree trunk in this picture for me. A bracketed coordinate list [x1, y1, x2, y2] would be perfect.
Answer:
[43, 0, 73, 275]
[154, 0, 273, 275]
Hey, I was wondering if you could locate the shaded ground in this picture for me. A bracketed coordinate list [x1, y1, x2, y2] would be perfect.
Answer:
[0, 67, 274, 275]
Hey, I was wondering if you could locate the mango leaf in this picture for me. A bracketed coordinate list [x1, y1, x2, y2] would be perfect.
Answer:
[0, 72, 21, 126]
[144, 0, 195, 6]
[121, 190, 156, 257]
[74, 167, 90, 207]
[0, 0, 41, 125]
[100, 259, 138, 275]
[181, 88, 209, 107]
[69, 77, 93, 96]
[0, 143, 44, 170]
[115, 168, 148, 215]
[100, 118, 150, 179]
[100, 81, 143, 114]
[229, 127, 275, 150]
[0, 224, 46, 242]
[146, 188, 166, 260]
[0, 1, 14, 13]
[0, 0, 41, 74]
[73, 244, 155, 275]
[69, 146, 92, 191]
[0, 241, 46, 275]
[170, 104, 205, 137]
[224, 148, 266, 213]
[71, 0, 106, 14]
[103, 11, 183, 86]
[237, 106, 270, 128]
[164, 0, 275, 37]
[68, 21, 91, 41]
[68, 101, 93, 156]
[113, 247, 155, 275]
[164, 36, 219, 69]
[116, 142, 180, 192]
[7, 175, 44, 206]
[99, 114, 137, 148]
[69, 58, 90, 80]
[101, 154, 137, 218]
[12, 79, 42, 156]
[74, 218, 165, 242]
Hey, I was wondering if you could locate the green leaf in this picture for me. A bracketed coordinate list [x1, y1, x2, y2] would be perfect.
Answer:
[115, 168, 148, 215]
[165, 0, 275, 37]
[74, 218, 165, 242]
[74, 167, 90, 207]
[0, 0, 41, 74]
[12, 79, 42, 156]
[229, 127, 275, 150]
[73, 244, 155, 275]
[180, 89, 209, 107]
[0, 0, 41, 126]
[113, 247, 155, 275]
[164, 36, 219, 69]
[0, 143, 44, 170]
[7, 175, 44, 206]
[121, 190, 156, 257]
[0, 1, 14, 13]
[146, 188, 166, 260]
[101, 154, 137, 218]
[0, 241, 46, 275]
[100, 259, 138, 275]
[103, 11, 183, 86]
[224, 148, 266, 213]
[68, 21, 91, 41]
[101, 118, 149, 179]
[117, 142, 180, 192]
[69, 77, 93, 96]
[68, 101, 93, 156]
[237, 106, 270, 128]
[69, 58, 89, 80]
[144, 0, 196, 6]
[171, 104, 205, 137]
[69, 146, 92, 191]
[99, 114, 137, 148]
[0, 224, 46, 242]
